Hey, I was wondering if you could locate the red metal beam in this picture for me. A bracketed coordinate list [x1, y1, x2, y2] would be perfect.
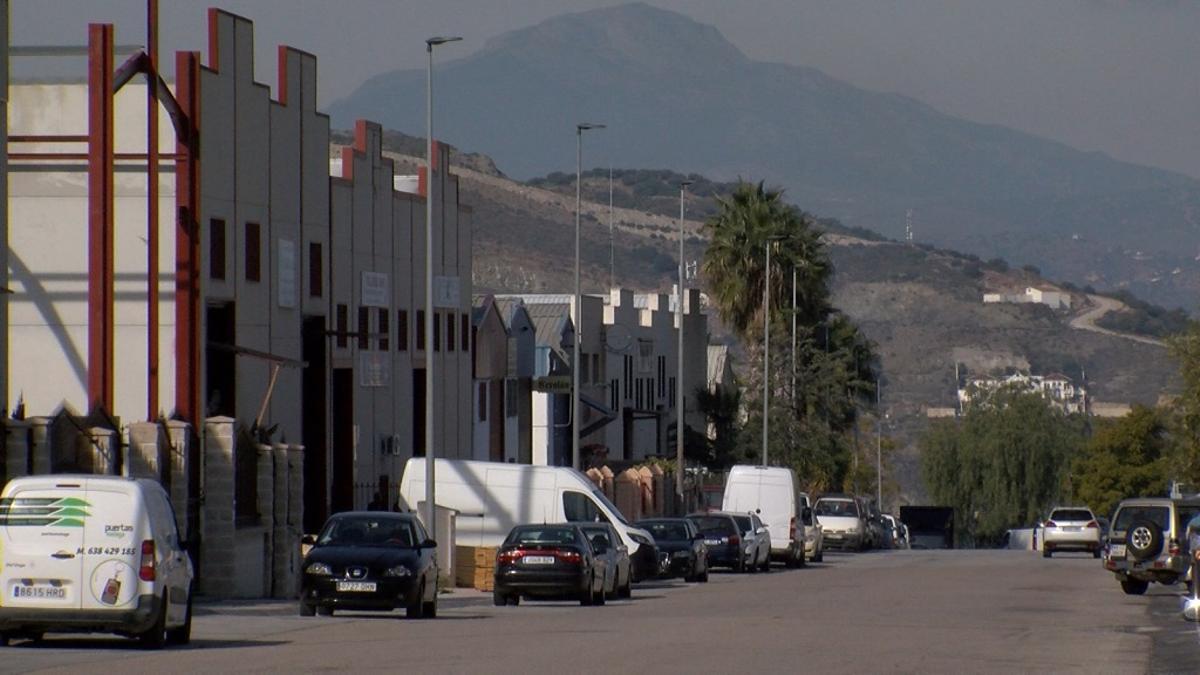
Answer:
[87, 23, 115, 412]
[11, 152, 180, 160]
[175, 50, 201, 425]
[8, 135, 88, 143]
[147, 0, 160, 419]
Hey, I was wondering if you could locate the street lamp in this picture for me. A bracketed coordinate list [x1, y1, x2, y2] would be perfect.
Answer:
[676, 180, 692, 503]
[761, 235, 790, 466]
[574, 122, 605, 470]
[424, 34, 461, 537]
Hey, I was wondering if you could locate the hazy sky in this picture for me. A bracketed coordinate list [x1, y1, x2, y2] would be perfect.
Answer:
[14, 0, 1200, 178]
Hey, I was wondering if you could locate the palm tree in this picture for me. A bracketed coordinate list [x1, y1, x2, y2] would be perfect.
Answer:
[701, 181, 830, 340]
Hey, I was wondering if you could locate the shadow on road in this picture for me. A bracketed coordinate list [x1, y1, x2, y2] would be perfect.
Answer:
[6, 637, 289, 651]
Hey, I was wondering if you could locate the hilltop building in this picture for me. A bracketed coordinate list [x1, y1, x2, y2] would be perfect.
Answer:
[983, 286, 1072, 310]
[958, 372, 1087, 414]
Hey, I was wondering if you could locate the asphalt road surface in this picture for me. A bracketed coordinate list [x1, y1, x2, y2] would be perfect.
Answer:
[3, 549, 1198, 674]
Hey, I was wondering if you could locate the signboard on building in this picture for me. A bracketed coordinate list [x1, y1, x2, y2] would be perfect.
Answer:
[361, 271, 390, 308]
[434, 275, 460, 309]
[360, 353, 391, 388]
[533, 375, 571, 394]
[277, 238, 297, 308]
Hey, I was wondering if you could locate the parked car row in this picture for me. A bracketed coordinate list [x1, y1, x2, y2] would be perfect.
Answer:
[812, 494, 905, 552]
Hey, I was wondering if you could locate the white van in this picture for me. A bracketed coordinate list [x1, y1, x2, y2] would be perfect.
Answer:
[722, 465, 808, 567]
[0, 475, 194, 648]
[399, 458, 660, 581]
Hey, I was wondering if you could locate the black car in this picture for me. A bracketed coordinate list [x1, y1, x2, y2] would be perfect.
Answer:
[493, 524, 609, 606]
[578, 522, 633, 599]
[299, 512, 440, 618]
[637, 518, 709, 582]
[688, 512, 750, 572]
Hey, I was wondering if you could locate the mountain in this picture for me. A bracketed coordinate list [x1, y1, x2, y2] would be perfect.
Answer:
[329, 2, 1200, 311]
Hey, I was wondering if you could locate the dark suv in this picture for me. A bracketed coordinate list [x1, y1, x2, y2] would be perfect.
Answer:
[1105, 497, 1200, 595]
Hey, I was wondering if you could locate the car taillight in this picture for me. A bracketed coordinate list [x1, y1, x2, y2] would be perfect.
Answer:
[139, 539, 156, 582]
[497, 549, 522, 564]
[555, 550, 582, 565]
[1085, 521, 1099, 529]
[1170, 539, 1182, 557]
[727, 535, 740, 547]
[1044, 520, 1057, 528]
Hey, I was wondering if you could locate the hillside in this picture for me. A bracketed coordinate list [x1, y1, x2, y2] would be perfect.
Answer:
[329, 2, 1200, 311]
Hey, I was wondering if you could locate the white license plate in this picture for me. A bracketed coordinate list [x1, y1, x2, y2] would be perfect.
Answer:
[704, 539, 722, 546]
[1109, 544, 1126, 558]
[13, 585, 66, 600]
[1064, 526, 1081, 532]
[522, 556, 555, 565]
[336, 581, 377, 592]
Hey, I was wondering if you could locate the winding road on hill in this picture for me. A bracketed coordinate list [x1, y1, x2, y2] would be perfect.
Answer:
[1070, 294, 1165, 347]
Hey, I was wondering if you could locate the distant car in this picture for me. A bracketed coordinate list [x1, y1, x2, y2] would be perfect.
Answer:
[688, 511, 768, 573]
[1105, 498, 1200, 595]
[1041, 507, 1102, 558]
[492, 524, 608, 606]
[578, 522, 631, 599]
[800, 493, 824, 562]
[637, 518, 709, 582]
[732, 512, 772, 573]
[815, 496, 866, 551]
[299, 512, 440, 618]
[882, 514, 906, 550]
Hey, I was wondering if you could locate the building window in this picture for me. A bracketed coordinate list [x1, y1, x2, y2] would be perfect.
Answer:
[447, 312, 456, 352]
[636, 378, 643, 410]
[378, 308, 390, 351]
[658, 356, 666, 397]
[610, 379, 618, 411]
[433, 311, 441, 352]
[210, 218, 226, 280]
[624, 356, 632, 399]
[593, 354, 602, 385]
[477, 383, 487, 422]
[416, 310, 426, 350]
[506, 379, 518, 418]
[669, 377, 677, 408]
[461, 313, 470, 351]
[336, 304, 348, 349]
[245, 222, 261, 282]
[358, 307, 369, 350]
[309, 242, 322, 297]
[397, 310, 409, 351]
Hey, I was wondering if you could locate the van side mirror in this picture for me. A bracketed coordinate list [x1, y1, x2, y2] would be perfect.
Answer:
[301, 534, 316, 546]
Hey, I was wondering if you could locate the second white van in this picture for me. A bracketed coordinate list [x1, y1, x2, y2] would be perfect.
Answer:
[722, 465, 808, 567]
[398, 458, 659, 581]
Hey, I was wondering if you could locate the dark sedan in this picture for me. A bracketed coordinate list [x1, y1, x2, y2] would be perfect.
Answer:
[299, 512, 439, 618]
[637, 518, 709, 582]
[493, 524, 608, 606]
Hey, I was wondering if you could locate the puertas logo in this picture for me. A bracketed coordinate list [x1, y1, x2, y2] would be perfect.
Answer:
[104, 524, 133, 539]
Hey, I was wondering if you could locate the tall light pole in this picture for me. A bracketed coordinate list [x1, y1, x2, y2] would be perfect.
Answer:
[762, 240, 772, 467]
[424, 34, 461, 536]
[574, 122, 605, 470]
[876, 380, 883, 510]
[676, 180, 692, 503]
[609, 166, 615, 292]
[791, 266, 797, 396]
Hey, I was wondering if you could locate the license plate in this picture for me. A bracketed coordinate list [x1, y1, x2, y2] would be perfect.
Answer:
[13, 585, 66, 600]
[336, 581, 377, 592]
[1064, 526, 1081, 532]
[522, 556, 554, 565]
[1109, 544, 1126, 558]
[705, 539, 722, 546]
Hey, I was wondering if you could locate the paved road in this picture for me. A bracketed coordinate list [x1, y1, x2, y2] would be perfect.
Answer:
[1069, 294, 1165, 347]
[2, 549, 1196, 674]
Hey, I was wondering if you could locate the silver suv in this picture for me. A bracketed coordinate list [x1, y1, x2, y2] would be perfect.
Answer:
[1106, 497, 1200, 595]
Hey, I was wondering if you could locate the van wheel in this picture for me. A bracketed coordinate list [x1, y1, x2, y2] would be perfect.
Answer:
[493, 590, 507, 607]
[166, 588, 193, 646]
[618, 577, 632, 598]
[138, 598, 168, 650]
[1120, 578, 1149, 595]
[421, 592, 438, 619]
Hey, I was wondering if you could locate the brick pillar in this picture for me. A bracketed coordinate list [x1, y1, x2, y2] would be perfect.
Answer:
[271, 443, 290, 597]
[287, 444, 305, 597]
[166, 420, 194, 540]
[125, 421, 160, 480]
[256, 442, 274, 598]
[29, 417, 51, 475]
[87, 426, 119, 475]
[201, 416, 236, 596]
[4, 419, 31, 482]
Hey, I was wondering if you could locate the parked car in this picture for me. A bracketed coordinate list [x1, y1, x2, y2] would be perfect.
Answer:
[399, 458, 659, 581]
[800, 493, 824, 563]
[688, 511, 768, 572]
[732, 513, 772, 573]
[722, 465, 807, 567]
[814, 495, 867, 551]
[578, 522, 631, 598]
[1105, 497, 1200, 595]
[299, 511, 439, 618]
[1041, 506, 1102, 558]
[882, 514, 907, 550]
[863, 499, 888, 549]
[492, 524, 608, 606]
[637, 518, 709, 582]
[0, 475, 195, 649]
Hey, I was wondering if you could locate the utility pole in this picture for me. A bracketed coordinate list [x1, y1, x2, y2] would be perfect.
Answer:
[677, 180, 692, 505]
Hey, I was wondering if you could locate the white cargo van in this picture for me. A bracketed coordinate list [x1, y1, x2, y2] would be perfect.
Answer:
[0, 475, 194, 648]
[399, 458, 660, 581]
[722, 465, 808, 567]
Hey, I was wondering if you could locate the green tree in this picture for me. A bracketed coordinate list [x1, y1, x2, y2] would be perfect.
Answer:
[1167, 322, 1200, 486]
[693, 385, 742, 471]
[1070, 405, 1170, 519]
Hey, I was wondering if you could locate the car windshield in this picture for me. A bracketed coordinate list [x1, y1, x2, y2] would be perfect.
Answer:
[641, 521, 690, 541]
[507, 526, 579, 546]
[1049, 509, 1093, 522]
[317, 516, 417, 547]
[1113, 506, 1169, 533]
[733, 515, 752, 532]
[690, 516, 735, 536]
[815, 500, 858, 517]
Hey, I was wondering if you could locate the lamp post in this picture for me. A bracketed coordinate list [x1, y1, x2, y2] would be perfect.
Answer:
[876, 380, 883, 510]
[424, 34, 461, 536]
[574, 122, 605, 470]
[676, 180, 692, 503]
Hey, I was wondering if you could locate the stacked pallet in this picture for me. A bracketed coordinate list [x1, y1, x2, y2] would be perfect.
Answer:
[454, 545, 497, 592]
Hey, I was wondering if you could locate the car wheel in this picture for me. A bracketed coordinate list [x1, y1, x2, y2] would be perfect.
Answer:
[580, 577, 595, 606]
[406, 582, 426, 619]
[1120, 578, 1150, 595]
[1127, 520, 1164, 561]
[619, 576, 632, 599]
[166, 587, 193, 645]
[594, 581, 606, 606]
[815, 548, 824, 563]
[137, 596, 168, 650]
[493, 590, 507, 607]
[316, 606, 334, 616]
[761, 554, 771, 573]
[0, 632, 10, 647]
[300, 600, 317, 616]
[748, 554, 758, 574]
[1043, 549, 1052, 558]
[733, 557, 744, 573]
[422, 584, 438, 619]
[507, 594, 520, 606]
[699, 568, 709, 583]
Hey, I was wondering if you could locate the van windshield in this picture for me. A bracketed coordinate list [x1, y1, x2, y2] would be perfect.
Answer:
[591, 490, 630, 526]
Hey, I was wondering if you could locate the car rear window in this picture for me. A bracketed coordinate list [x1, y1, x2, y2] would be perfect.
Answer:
[507, 526, 579, 546]
[733, 515, 752, 532]
[641, 521, 690, 541]
[1113, 506, 1169, 533]
[815, 499, 858, 517]
[1049, 509, 1093, 522]
[689, 516, 735, 536]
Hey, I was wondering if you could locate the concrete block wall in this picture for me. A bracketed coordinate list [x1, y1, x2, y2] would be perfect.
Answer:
[3, 419, 30, 482]
[166, 420, 194, 539]
[201, 416, 236, 595]
[255, 443, 275, 598]
[29, 417, 50, 474]
[124, 422, 161, 480]
[87, 426, 119, 475]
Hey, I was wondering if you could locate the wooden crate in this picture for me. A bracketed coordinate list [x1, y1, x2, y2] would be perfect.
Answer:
[454, 545, 498, 591]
